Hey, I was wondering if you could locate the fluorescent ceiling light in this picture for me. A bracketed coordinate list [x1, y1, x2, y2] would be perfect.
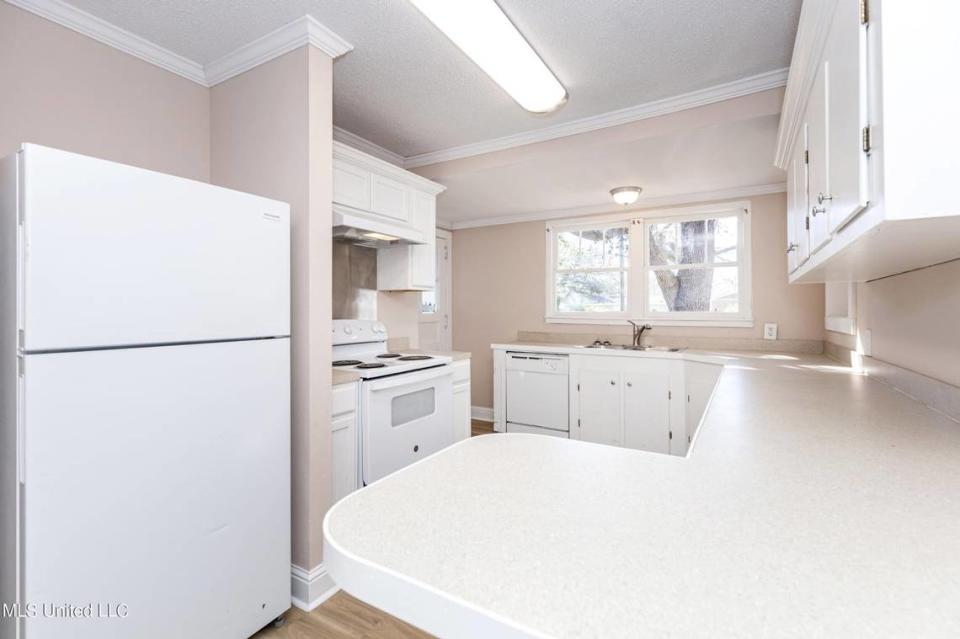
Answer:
[409, 0, 567, 113]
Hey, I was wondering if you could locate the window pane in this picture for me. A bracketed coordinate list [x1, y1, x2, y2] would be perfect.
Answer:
[649, 216, 738, 266]
[420, 290, 437, 314]
[557, 227, 629, 270]
[648, 266, 739, 313]
[557, 272, 627, 313]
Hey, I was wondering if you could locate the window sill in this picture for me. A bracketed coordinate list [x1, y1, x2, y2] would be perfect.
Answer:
[545, 316, 755, 328]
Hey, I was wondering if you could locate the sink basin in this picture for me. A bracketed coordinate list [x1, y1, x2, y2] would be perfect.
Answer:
[582, 344, 685, 352]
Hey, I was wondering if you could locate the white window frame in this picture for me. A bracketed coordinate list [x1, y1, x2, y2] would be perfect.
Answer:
[545, 201, 753, 327]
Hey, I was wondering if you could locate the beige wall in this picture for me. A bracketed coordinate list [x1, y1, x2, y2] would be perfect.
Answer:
[826, 259, 960, 388]
[211, 47, 334, 570]
[0, 2, 209, 180]
[453, 193, 825, 407]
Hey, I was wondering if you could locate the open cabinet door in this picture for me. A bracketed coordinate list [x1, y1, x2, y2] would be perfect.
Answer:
[21, 339, 289, 639]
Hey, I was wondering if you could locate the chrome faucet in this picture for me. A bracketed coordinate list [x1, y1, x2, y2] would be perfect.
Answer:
[627, 320, 652, 347]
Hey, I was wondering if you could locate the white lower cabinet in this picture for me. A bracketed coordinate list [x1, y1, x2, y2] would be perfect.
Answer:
[332, 381, 359, 502]
[572, 356, 683, 455]
[452, 359, 472, 442]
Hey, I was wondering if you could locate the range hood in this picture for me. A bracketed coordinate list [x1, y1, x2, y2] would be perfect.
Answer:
[333, 204, 426, 248]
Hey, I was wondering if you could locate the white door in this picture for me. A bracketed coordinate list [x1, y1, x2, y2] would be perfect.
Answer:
[577, 370, 622, 446]
[361, 365, 454, 485]
[418, 229, 452, 351]
[622, 370, 671, 454]
[21, 339, 290, 639]
[20, 144, 290, 351]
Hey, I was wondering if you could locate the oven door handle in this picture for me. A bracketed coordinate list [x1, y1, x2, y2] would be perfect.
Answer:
[366, 364, 453, 391]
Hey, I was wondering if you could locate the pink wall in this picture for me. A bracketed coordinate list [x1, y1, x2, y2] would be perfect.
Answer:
[827, 259, 960, 388]
[453, 193, 825, 408]
[0, 2, 209, 181]
[211, 47, 334, 570]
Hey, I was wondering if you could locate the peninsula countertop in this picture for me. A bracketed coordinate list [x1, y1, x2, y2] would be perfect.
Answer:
[323, 351, 960, 638]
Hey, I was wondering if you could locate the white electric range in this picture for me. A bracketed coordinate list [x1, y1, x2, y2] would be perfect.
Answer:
[332, 320, 454, 487]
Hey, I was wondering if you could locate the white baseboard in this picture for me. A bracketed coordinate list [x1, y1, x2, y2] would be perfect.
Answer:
[471, 406, 494, 422]
[290, 562, 338, 611]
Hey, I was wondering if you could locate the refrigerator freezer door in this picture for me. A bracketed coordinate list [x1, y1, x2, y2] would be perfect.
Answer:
[21, 338, 290, 639]
[20, 144, 290, 351]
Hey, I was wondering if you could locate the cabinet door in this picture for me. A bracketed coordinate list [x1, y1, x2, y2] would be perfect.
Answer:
[452, 360, 472, 442]
[622, 370, 671, 454]
[410, 192, 437, 289]
[824, 0, 869, 232]
[787, 125, 810, 272]
[578, 370, 622, 446]
[370, 174, 410, 223]
[333, 160, 371, 210]
[806, 63, 831, 253]
[331, 412, 358, 501]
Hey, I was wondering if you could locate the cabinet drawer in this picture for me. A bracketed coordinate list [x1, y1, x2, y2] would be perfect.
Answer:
[452, 359, 470, 383]
[332, 382, 358, 417]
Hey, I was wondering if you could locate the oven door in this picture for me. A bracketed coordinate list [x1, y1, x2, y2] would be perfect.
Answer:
[360, 365, 454, 485]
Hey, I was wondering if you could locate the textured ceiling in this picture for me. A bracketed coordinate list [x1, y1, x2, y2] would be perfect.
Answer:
[63, 0, 801, 157]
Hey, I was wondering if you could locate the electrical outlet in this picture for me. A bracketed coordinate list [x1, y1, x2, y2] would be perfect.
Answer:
[763, 323, 778, 340]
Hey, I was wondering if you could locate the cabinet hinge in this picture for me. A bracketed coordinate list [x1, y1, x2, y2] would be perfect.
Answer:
[17, 356, 24, 376]
[669, 431, 673, 440]
[687, 394, 691, 403]
[18, 329, 25, 350]
[860, 0, 869, 25]
[577, 418, 581, 428]
[862, 126, 872, 153]
[804, 150, 809, 165]
[577, 383, 580, 391]
[668, 390, 672, 400]
[805, 216, 810, 231]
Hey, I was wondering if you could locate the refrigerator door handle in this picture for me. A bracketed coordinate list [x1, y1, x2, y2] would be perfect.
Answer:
[17, 357, 25, 484]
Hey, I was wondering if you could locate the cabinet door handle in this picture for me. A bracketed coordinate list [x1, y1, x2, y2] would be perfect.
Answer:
[610, 380, 616, 386]
[817, 192, 833, 205]
[786, 243, 798, 254]
[626, 381, 633, 388]
[812, 205, 826, 216]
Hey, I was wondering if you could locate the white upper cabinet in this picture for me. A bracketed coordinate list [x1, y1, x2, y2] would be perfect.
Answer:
[776, 0, 960, 283]
[786, 123, 810, 272]
[332, 142, 445, 291]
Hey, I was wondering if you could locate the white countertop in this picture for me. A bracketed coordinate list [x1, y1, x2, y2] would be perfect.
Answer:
[323, 351, 960, 638]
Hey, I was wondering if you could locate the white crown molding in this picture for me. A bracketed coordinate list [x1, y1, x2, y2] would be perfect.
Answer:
[403, 68, 789, 169]
[445, 182, 786, 230]
[205, 15, 353, 86]
[333, 127, 404, 167]
[290, 562, 338, 612]
[6, 1, 352, 87]
[6, 0, 206, 83]
[774, 0, 838, 168]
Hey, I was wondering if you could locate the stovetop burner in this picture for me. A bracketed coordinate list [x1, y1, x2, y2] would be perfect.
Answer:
[356, 362, 387, 369]
[377, 353, 402, 359]
[398, 355, 433, 361]
[333, 359, 362, 367]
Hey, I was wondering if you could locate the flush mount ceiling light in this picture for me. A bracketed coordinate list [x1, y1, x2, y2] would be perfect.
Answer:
[408, 0, 567, 113]
[610, 186, 643, 206]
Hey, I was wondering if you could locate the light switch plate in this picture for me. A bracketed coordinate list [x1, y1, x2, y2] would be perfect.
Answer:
[763, 323, 778, 340]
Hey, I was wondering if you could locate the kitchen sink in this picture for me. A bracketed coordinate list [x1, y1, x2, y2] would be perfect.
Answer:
[582, 344, 684, 352]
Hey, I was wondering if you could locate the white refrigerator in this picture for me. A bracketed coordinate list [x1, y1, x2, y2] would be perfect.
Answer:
[0, 145, 291, 639]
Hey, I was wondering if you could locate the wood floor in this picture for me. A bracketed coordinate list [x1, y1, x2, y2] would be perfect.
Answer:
[253, 419, 496, 639]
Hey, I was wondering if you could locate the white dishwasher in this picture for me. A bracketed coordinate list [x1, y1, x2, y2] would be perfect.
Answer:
[505, 352, 569, 437]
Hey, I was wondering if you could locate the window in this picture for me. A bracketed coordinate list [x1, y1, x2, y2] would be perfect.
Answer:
[546, 203, 752, 326]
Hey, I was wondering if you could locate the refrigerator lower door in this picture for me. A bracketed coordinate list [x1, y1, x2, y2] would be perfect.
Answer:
[20, 144, 290, 352]
[21, 339, 290, 639]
